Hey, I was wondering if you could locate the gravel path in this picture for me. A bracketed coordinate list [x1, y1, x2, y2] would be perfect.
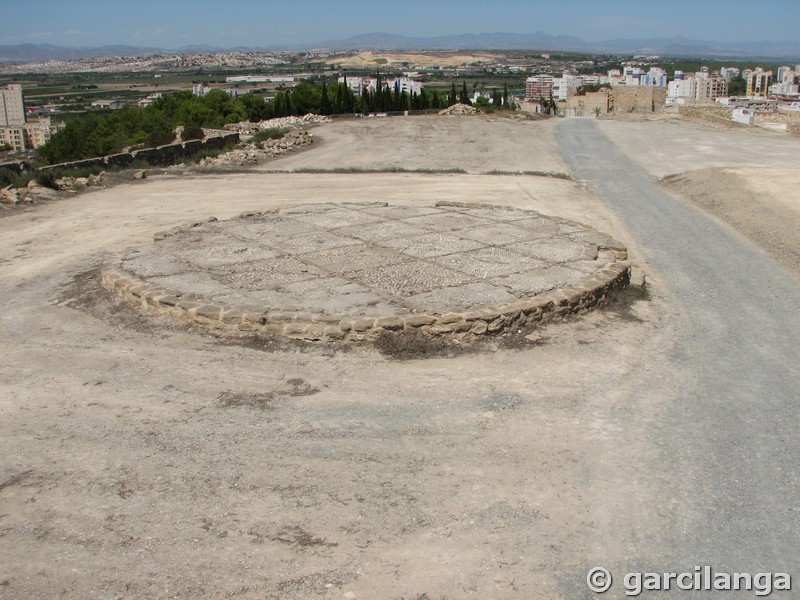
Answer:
[557, 118, 800, 590]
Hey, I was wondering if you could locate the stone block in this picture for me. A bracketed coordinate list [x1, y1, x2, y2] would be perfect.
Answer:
[439, 312, 464, 324]
[487, 317, 505, 333]
[470, 321, 488, 335]
[284, 323, 307, 336]
[405, 314, 437, 327]
[324, 326, 346, 340]
[375, 316, 404, 330]
[353, 318, 375, 332]
[193, 304, 222, 320]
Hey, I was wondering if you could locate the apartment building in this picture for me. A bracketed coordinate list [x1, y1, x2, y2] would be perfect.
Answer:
[525, 75, 554, 99]
[551, 74, 583, 100]
[746, 68, 773, 97]
[695, 74, 728, 102]
[1, 84, 26, 127]
[338, 76, 378, 96]
[0, 83, 65, 152]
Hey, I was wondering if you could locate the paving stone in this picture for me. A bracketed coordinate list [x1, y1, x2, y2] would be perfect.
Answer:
[381, 231, 486, 258]
[437, 246, 547, 278]
[110, 202, 626, 342]
[288, 207, 385, 229]
[353, 261, 472, 296]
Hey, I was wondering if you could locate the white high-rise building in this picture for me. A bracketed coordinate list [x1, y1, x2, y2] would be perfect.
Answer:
[552, 74, 583, 100]
[645, 68, 668, 87]
[720, 67, 740, 82]
[776, 66, 793, 83]
[1, 84, 26, 127]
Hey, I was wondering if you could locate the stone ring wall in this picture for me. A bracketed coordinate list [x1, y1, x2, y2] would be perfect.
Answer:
[101, 202, 630, 343]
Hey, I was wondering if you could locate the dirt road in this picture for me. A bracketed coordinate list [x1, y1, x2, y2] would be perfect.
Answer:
[558, 118, 800, 591]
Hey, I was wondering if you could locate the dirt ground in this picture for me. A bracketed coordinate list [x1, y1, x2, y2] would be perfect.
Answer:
[0, 156, 657, 599]
[1, 114, 797, 598]
[661, 167, 800, 275]
[261, 115, 568, 175]
[594, 117, 800, 177]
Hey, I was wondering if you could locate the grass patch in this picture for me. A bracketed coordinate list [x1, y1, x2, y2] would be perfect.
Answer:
[181, 143, 241, 165]
[284, 167, 468, 175]
[485, 169, 572, 180]
[251, 127, 286, 145]
[374, 329, 451, 359]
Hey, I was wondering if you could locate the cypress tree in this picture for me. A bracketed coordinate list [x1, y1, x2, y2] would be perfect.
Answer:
[460, 81, 470, 105]
[319, 80, 332, 115]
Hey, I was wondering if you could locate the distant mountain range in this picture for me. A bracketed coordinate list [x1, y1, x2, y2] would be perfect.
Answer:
[2, 33, 799, 63]
[311, 32, 800, 59]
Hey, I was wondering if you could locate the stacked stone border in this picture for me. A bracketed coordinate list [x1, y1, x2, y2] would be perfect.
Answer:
[38, 132, 240, 173]
[100, 202, 630, 344]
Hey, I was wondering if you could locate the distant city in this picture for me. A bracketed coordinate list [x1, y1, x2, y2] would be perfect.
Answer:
[2, 45, 799, 153]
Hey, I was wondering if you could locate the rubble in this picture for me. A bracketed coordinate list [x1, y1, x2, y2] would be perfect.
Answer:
[194, 129, 314, 168]
[1, 186, 19, 204]
[1, 182, 60, 207]
[55, 171, 107, 190]
[224, 114, 332, 135]
[439, 103, 478, 116]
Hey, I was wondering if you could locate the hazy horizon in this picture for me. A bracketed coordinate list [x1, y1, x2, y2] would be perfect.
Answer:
[2, 0, 799, 49]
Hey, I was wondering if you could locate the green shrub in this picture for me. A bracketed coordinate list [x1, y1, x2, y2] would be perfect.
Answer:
[35, 171, 60, 189]
[250, 128, 285, 144]
[181, 124, 205, 141]
[0, 169, 32, 189]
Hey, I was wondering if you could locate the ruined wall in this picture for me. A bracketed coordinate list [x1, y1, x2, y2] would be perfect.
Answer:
[678, 106, 743, 129]
[0, 160, 30, 176]
[565, 91, 610, 117]
[611, 85, 667, 113]
[39, 132, 240, 173]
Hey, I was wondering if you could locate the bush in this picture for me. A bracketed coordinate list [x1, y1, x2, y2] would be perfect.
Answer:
[34, 165, 106, 189]
[0, 168, 32, 189]
[251, 128, 285, 144]
[35, 171, 60, 189]
[181, 124, 205, 141]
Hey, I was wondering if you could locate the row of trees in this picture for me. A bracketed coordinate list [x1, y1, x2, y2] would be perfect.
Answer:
[39, 79, 515, 164]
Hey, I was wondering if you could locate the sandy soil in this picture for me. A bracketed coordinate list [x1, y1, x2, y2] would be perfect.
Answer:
[262, 115, 568, 175]
[1, 113, 795, 598]
[661, 167, 800, 275]
[595, 118, 800, 178]
[0, 158, 659, 599]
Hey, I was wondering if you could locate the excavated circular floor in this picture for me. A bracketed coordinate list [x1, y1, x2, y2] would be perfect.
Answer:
[103, 202, 629, 342]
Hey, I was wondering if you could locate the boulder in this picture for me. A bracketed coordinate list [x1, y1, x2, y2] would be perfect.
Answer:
[1, 186, 19, 204]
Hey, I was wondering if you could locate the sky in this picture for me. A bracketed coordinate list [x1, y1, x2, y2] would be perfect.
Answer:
[2, 0, 799, 48]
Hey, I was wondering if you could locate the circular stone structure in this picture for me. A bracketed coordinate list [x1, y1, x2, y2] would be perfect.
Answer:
[102, 202, 630, 343]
